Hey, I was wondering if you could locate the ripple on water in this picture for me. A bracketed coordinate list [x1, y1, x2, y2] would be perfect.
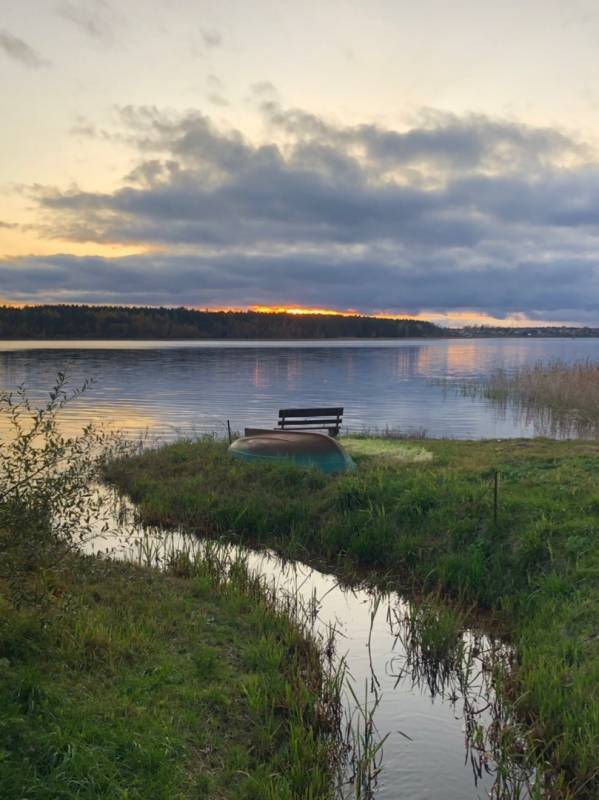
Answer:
[2, 338, 599, 440]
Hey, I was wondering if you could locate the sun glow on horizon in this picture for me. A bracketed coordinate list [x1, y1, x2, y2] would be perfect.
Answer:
[198, 304, 420, 319]
[250, 305, 369, 317]
[196, 305, 579, 328]
[0, 301, 580, 329]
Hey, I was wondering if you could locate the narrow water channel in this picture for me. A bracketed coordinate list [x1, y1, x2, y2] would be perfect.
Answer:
[89, 487, 535, 800]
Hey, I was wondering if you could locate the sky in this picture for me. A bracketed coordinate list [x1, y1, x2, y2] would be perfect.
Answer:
[3, 1, 599, 326]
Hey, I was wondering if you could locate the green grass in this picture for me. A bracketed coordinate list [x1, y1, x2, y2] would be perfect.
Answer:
[104, 435, 599, 798]
[0, 551, 339, 799]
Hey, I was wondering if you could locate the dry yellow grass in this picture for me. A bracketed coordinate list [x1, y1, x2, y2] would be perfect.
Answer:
[340, 437, 434, 463]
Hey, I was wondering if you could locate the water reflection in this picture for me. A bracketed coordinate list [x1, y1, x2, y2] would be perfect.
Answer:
[486, 396, 599, 440]
[2, 338, 599, 441]
[89, 487, 538, 800]
[388, 606, 534, 799]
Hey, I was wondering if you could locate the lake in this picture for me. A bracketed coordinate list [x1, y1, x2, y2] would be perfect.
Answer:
[1, 337, 599, 439]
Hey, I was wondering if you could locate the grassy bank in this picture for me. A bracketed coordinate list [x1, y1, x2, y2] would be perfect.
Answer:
[105, 436, 599, 797]
[0, 549, 340, 799]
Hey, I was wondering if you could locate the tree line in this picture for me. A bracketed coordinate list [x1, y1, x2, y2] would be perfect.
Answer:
[0, 305, 444, 339]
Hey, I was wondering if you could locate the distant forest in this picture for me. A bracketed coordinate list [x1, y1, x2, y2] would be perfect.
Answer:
[0, 305, 444, 340]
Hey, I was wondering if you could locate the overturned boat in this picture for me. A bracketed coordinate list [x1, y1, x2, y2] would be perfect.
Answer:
[228, 430, 355, 474]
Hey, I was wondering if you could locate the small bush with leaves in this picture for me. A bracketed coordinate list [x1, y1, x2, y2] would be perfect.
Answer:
[0, 374, 124, 604]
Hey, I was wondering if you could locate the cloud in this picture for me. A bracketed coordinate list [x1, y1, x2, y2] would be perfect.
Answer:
[200, 28, 222, 48]
[16, 103, 599, 323]
[205, 75, 228, 106]
[70, 117, 97, 137]
[57, 0, 116, 41]
[250, 80, 277, 97]
[3, 250, 599, 324]
[0, 30, 49, 68]
[262, 103, 588, 175]
[206, 74, 223, 89]
[207, 93, 229, 107]
[32, 108, 593, 246]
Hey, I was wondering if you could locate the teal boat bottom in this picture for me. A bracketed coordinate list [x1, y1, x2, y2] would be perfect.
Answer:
[228, 431, 356, 474]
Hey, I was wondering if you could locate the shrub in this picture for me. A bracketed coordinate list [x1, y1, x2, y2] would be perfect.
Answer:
[0, 375, 124, 605]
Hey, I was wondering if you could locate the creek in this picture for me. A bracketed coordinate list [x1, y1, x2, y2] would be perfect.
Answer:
[88, 487, 536, 800]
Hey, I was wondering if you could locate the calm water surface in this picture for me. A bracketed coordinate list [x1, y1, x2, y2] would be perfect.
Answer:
[2, 337, 599, 438]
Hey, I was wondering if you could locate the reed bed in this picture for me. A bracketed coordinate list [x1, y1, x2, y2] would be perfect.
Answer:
[471, 358, 599, 437]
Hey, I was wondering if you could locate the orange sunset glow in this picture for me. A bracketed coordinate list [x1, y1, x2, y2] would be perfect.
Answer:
[199, 305, 568, 328]
[201, 304, 424, 320]
[247, 305, 433, 322]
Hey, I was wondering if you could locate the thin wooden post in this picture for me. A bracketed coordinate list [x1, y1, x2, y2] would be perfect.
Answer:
[493, 469, 499, 525]
[226, 419, 232, 444]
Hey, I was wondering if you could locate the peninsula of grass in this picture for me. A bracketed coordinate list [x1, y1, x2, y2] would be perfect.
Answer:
[0, 550, 339, 799]
[105, 436, 599, 798]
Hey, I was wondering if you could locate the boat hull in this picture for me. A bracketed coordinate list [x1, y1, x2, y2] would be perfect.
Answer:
[228, 431, 355, 474]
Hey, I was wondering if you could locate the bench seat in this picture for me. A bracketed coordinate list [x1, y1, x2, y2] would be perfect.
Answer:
[277, 407, 343, 437]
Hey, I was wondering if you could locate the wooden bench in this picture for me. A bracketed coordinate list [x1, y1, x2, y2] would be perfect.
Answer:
[277, 407, 343, 437]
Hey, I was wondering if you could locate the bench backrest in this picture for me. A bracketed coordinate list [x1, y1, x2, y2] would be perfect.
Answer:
[278, 407, 344, 437]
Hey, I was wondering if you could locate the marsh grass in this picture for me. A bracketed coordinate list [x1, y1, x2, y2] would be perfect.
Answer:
[468, 359, 599, 437]
[105, 435, 599, 797]
[0, 543, 348, 799]
[343, 680, 388, 800]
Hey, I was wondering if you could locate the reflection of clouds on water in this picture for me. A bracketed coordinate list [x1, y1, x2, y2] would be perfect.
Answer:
[285, 351, 303, 389]
[390, 346, 421, 379]
[1, 338, 599, 441]
[0, 397, 164, 440]
[445, 341, 479, 375]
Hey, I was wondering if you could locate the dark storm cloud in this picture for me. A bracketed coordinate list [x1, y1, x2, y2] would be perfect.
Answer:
[0, 30, 49, 68]
[3, 251, 599, 322]
[33, 110, 594, 246]
[15, 104, 599, 321]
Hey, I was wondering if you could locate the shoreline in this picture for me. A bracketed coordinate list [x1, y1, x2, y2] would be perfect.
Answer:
[1, 333, 599, 343]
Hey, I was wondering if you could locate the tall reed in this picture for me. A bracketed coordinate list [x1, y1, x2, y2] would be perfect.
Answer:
[471, 358, 599, 437]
